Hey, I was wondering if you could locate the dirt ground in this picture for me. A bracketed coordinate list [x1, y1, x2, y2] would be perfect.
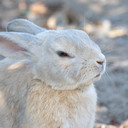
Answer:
[0, 0, 128, 127]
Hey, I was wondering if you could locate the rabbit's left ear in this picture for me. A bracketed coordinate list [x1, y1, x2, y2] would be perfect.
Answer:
[6, 19, 46, 35]
[0, 32, 39, 60]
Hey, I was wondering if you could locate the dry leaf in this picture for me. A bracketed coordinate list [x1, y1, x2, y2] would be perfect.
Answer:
[108, 29, 127, 38]
[95, 123, 117, 128]
[29, 2, 48, 15]
[119, 120, 128, 128]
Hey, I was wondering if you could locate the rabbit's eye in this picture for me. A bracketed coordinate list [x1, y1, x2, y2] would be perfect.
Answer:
[57, 51, 70, 58]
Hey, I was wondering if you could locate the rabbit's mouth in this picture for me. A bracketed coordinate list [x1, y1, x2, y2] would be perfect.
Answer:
[95, 65, 105, 78]
[95, 73, 101, 77]
[93, 73, 102, 82]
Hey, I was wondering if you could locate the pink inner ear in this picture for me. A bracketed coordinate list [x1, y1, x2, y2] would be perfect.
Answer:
[0, 37, 28, 53]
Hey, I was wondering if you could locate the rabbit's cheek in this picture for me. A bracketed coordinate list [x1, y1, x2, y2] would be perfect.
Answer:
[59, 60, 71, 69]
[69, 63, 82, 78]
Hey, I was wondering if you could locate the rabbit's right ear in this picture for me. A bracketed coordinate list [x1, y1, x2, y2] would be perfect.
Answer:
[6, 19, 46, 35]
[0, 32, 40, 60]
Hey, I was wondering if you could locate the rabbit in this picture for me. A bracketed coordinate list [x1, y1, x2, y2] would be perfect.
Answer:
[0, 19, 106, 128]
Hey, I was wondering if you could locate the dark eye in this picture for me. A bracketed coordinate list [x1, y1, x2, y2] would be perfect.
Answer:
[57, 51, 70, 57]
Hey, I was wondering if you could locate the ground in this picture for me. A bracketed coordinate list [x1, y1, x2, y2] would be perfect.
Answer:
[0, 0, 128, 127]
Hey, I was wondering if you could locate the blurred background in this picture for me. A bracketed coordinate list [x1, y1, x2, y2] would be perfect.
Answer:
[0, 0, 128, 127]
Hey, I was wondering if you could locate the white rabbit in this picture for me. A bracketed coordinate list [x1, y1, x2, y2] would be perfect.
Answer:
[0, 19, 106, 128]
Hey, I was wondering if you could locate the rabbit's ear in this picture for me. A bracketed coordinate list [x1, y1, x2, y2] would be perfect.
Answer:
[0, 32, 39, 60]
[6, 19, 46, 34]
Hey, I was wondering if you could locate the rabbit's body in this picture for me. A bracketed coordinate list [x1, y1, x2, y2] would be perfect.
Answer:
[0, 59, 32, 128]
[0, 19, 106, 128]
[26, 81, 96, 128]
[0, 58, 96, 128]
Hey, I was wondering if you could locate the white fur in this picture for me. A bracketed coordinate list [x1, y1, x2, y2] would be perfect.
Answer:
[0, 19, 106, 128]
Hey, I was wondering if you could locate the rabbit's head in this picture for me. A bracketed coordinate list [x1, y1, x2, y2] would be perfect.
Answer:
[0, 19, 106, 90]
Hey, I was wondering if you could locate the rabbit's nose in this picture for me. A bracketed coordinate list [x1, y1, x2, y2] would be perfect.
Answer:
[96, 60, 104, 65]
[96, 53, 106, 66]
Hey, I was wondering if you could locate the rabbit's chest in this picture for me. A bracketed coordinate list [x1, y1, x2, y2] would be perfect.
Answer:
[25, 84, 97, 128]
